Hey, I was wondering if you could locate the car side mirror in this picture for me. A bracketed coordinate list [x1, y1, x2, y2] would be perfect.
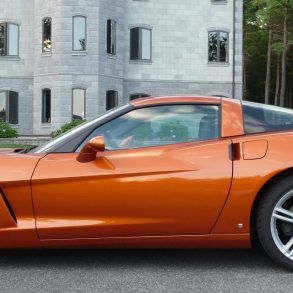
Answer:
[77, 136, 105, 163]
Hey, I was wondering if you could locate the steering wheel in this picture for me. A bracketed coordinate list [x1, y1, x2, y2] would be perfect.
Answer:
[119, 135, 145, 148]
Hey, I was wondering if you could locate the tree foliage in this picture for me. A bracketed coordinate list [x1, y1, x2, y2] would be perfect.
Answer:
[51, 119, 86, 138]
[244, 0, 293, 107]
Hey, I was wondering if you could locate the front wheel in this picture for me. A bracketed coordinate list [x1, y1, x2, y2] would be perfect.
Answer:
[256, 175, 293, 271]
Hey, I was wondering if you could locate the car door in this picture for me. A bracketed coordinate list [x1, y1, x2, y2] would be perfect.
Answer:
[32, 104, 232, 240]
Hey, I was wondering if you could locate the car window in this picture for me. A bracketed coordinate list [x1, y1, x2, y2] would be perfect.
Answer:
[77, 105, 219, 151]
[243, 101, 293, 134]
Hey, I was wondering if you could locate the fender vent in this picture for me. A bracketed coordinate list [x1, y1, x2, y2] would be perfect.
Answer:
[0, 189, 17, 223]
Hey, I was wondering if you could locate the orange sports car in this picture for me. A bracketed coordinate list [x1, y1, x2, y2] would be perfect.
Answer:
[0, 96, 293, 270]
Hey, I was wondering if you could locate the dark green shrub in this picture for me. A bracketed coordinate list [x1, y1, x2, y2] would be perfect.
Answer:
[0, 122, 18, 138]
[51, 119, 86, 138]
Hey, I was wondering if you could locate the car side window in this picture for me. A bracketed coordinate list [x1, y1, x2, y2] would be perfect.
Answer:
[78, 105, 219, 151]
[243, 101, 293, 134]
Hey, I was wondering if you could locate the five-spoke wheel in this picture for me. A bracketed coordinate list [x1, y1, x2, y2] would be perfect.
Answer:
[257, 175, 293, 271]
[271, 190, 293, 261]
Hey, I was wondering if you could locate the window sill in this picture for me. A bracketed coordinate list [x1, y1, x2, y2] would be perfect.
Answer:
[42, 52, 52, 57]
[0, 56, 21, 61]
[207, 62, 230, 67]
[107, 53, 117, 60]
[129, 60, 152, 65]
[41, 124, 52, 128]
[72, 51, 87, 56]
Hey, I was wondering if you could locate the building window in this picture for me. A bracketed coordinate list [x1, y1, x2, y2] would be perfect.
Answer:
[107, 19, 117, 55]
[130, 27, 151, 61]
[212, 94, 229, 98]
[129, 93, 150, 101]
[0, 23, 19, 56]
[106, 90, 118, 111]
[42, 89, 51, 123]
[73, 16, 86, 51]
[208, 31, 229, 63]
[72, 88, 85, 120]
[211, 0, 227, 4]
[0, 91, 19, 124]
[42, 17, 52, 52]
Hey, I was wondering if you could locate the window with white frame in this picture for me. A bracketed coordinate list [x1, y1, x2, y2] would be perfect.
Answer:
[0, 91, 19, 124]
[208, 31, 229, 63]
[42, 17, 52, 52]
[211, 0, 227, 3]
[0, 23, 19, 56]
[73, 16, 86, 51]
[72, 88, 85, 120]
[107, 19, 117, 55]
[130, 27, 151, 61]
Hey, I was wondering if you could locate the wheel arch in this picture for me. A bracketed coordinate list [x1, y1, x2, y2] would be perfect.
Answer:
[250, 167, 293, 247]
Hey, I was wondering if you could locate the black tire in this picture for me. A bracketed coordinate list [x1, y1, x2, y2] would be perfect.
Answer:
[256, 175, 293, 271]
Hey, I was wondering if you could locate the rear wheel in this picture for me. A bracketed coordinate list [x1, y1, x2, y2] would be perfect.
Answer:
[256, 176, 293, 271]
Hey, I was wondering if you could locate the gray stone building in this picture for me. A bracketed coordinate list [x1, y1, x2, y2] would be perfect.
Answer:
[0, 0, 243, 136]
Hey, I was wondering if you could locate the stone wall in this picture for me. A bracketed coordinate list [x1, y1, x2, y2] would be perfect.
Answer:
[0, 0, 243, 136]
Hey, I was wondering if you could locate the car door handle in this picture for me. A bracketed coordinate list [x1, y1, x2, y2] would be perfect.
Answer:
[229, 143, 241, 161]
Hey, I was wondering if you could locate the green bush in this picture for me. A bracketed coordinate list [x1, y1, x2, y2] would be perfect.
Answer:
[0, 122, 18, 138]
[51, 119, 86, 138]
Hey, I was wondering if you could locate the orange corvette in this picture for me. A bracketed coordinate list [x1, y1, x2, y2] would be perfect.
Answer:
[0, 96, 293, 270]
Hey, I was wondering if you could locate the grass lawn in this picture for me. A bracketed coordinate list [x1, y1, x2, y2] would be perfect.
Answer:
[0, 144, 34, 149]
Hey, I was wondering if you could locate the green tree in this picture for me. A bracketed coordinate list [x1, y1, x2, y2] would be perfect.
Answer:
[244, 0, 293, 107]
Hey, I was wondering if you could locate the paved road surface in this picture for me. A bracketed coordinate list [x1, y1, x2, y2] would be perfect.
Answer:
[0, 249, 292, 293]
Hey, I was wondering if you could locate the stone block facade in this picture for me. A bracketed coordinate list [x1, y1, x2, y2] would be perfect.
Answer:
[0, 0, 243, 135]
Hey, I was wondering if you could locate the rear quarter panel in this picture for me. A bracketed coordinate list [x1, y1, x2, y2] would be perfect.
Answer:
[213, 132, 293, 234]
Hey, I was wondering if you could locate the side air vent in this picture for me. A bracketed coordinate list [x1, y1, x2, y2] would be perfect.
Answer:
[0, 189, 17, 225]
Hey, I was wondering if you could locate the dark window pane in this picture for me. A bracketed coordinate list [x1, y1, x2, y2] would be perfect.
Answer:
[243, 102, 293, 134]
[107, 19, 116, 55]
[130, 27, 139, 60]
[8, 91, 18, 124]
[208, 32, 218, 62]
[0, 91, 6, 122]
[72, 89, 85, 120]
[73, 16, 86, 51]
[8, 24, 19, 56]
[219, 32, 228, 62]
[82, 105, 219, 150]
[129, 93, 150, 100]
[107, 20, 111, 54]
[42, 89, 51, 123]
[43, 18, 52, 52]
[106, 91, 118, 111]
[0, 23, 7, 55]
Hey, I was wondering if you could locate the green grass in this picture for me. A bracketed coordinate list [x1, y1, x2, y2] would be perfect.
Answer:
[0, 144, 34, 149]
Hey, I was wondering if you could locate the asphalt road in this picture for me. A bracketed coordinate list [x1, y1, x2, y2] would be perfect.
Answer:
[0, 249, 292, 293]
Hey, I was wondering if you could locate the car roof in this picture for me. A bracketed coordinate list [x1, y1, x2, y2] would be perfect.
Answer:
[130, 95, 224, 107]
